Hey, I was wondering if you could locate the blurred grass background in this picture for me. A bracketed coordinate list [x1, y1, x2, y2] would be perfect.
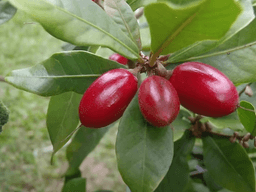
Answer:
[0, 11, 125, 192]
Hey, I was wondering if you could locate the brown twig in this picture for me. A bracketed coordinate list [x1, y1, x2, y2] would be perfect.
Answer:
[239, 83, 252, 96]
[135, 8, 144, 19]
[0, 76, 6, 83]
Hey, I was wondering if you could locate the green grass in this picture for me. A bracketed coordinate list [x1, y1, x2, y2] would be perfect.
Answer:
[0, 11, 125, 192]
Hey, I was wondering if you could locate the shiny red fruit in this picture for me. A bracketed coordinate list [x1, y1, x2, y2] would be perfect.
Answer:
[138, 75, 180, 127]
[169, 62, 239, 117]
[109, 53, 128, 65]
[79, 69, 137, 128]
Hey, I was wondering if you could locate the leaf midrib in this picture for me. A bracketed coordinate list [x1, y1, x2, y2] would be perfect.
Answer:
[8, 74, 101, 79]
[29, 0, 140, 57]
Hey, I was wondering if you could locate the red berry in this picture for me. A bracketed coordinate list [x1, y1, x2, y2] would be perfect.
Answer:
[138, 76, 180, 127]
[109, 53, 128, 65]
[169, 62, 239, 117]
[79, 69, 137, 128]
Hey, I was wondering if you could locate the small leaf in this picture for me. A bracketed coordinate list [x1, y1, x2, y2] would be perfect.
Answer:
[6, 51, 126, 96]
[155, 130, 195, 192]
[202, 135, 255, 192]
[9, 0, 139, 59]
[104, 0, 141, 49]
[116, 95, 174, 192]
[237, 100, 256, 136]
[47, 92, 82, 158]
[0, 100, 9, 133]
[62, 178, 86, 192]
[126, 0, 156, 11]
[65, 125, 112, 176]
[0, 1, 17, 25]
[144, 0, 242, 55]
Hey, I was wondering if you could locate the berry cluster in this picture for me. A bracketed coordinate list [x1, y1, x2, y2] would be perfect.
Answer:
[79, 54, 239, 128]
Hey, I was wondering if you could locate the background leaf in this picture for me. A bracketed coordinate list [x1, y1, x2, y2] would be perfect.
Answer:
[155, 130, 195, 192]
[0, 1, 17, 25]
[144, 0, 242, 55]
[65, 125, 112, 176]
[9, 0, 140, 59]
[116, 95, 174, 192]
[202, 111, 244, 131]
[46, 92, 82, 158]
[62, 178, 86, 192]
[202, 135, 255, 192]
[6, 51, 126, 96]
[171, 107, 192, 141]
[237, 100, 256, 135]
[104, 0, 141, 49]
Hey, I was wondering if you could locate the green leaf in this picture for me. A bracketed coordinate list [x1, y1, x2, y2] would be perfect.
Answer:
[47, 92, 82, 158]
[0, 1, 17, 25]
[171, 107, 192, 141]
[202, 135, 255, 192]
[167, 0, 254, 64]
[116, 95, 174, 192]
[6, 51, 126, 96]
[62, 178, 86, 192]
[144, 0, 242, 55]
[237, 100, 256, 136]
[104, 0, 141, 49]
[9, 0, 139, 59]
[0, 100, 9, 133]
[169, 6, 256, 85]
[202, 111, 244, 131]
[65, 125, 112, 176]
[155, 130, 195, 192]
[126, 0, 156, 11]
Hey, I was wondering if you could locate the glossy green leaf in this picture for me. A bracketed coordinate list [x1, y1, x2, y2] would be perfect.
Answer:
[62, 178, 86, 192]
[237, 100, 256, 135]
[116, 95, 174, 192]
[168, 7, 256, 85]
[155, 130, 195, 192]
[0, 100, 9, 133]
[202, 135, 255, 192]
[65, 125, 112, 176]
[9, 0, 139, 59]
[6, 51, 126, 96]
[0, 1, 16, 25]
[166, 0, 254, 64]
[144, 0, 242, 55]
[126, 0, 156, 10]
[104, 0, 141, 49]
[47, 92, 82, 158]
[202, 111, 244, 131]
[171, 107, 192, 141]
[253, 0, 256, 6]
